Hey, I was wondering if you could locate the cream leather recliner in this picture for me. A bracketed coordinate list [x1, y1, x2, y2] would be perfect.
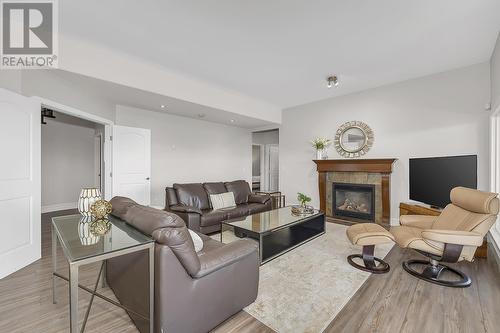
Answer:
[391, 187, 499, 287]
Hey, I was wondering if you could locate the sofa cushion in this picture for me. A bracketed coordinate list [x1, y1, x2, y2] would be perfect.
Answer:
[210, 192, 236, 210]
[174, 183, 210, 210]
[200, 209, 228, 227]
[224, 205, 249, 219]
[225, 180, 252, 205]
[203, 182, 227, 195]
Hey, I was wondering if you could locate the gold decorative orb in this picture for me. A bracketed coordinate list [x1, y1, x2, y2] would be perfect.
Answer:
[90, 199, 112, 219]
[89, 219, 112, 236]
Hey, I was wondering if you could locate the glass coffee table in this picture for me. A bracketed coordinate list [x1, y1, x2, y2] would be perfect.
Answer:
[51, 214, 155, 333]
[221, 206, 325, 264]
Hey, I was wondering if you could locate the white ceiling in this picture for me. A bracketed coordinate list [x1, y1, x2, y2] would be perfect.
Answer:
[61, 1, 500, 109]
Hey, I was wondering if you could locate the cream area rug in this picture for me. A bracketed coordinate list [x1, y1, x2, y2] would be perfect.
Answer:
[213, 223, 393, 333]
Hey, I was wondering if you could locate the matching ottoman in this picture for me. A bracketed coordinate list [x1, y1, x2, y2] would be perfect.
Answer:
[346, 223, 394, 274]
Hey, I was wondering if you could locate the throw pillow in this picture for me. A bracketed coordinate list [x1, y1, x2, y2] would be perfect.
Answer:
[188, 229, 203, 252]
[209, 192, 236, 210]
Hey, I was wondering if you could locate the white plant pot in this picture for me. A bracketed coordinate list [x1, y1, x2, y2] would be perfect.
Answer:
[316, 149, 328, 160]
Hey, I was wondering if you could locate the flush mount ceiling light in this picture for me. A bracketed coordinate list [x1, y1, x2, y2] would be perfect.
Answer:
[327, 75, 339, 88]
[160, 104, 165, 108]
[230, 119, 235, 123]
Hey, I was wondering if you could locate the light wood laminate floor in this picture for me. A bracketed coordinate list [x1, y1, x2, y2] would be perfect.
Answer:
[326, 244, 500, 333]
[1, 211, 500, 332]
[0, 210, 273, 333]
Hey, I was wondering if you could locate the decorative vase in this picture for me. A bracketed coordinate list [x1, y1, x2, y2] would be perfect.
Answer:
[78, 188, 102, 216]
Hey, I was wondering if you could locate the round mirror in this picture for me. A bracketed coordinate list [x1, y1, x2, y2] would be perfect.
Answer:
[334, 121, 374, 158]
[339, 126, 367, 153]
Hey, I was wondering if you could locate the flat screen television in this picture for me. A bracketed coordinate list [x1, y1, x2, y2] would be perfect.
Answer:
[409, 155, 477, 208]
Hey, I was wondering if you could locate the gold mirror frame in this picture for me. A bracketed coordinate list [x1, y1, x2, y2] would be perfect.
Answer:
[334, 121, 374, 158]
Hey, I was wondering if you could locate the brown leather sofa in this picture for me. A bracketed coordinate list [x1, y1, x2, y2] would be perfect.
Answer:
[106, 196, 259, 333]
[165, 180, 272, 234]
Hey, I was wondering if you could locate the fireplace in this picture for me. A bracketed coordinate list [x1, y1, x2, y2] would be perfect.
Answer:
[332, 183, 375, 221]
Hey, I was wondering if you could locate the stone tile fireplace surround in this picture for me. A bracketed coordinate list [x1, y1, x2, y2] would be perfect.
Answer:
[313, 159, 396, 226]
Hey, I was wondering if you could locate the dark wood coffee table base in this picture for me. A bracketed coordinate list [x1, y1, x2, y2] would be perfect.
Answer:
[233, 213, 325, 264]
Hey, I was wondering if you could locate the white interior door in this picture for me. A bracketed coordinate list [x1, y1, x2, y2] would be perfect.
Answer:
[0, 89, 41, 279]
[112, 125, 151, 205]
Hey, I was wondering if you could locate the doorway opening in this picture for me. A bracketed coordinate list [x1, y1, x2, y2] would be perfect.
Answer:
[41, 109, 105, 213]
[252, 129, 279, 192]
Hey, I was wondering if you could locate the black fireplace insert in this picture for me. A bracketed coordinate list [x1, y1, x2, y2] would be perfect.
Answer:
[332, 182, 375, 221]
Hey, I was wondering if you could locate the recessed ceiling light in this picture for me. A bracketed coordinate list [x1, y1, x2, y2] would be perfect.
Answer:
[230, 119, 235, 123]
[327, 75, 339, 88]
[197, 113, 206, 118]
[160, 104, 165, 108]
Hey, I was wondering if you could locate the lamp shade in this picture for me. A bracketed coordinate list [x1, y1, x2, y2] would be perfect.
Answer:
[78, 188, 102, 216]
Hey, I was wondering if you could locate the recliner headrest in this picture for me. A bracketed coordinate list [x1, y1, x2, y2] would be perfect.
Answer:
[450, 187, 499, 215]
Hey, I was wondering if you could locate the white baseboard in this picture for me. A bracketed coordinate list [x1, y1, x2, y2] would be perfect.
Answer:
[42, 202, 77, 213]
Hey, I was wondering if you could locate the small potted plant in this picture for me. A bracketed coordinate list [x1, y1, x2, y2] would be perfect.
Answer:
[292, 192, 313, 215]
[297, 192, 311, 208]
[311, 137, 331, 160]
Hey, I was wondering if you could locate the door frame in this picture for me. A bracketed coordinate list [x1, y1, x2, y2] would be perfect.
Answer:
[489, 103, 500, 253]
[33, 97, 114, 200]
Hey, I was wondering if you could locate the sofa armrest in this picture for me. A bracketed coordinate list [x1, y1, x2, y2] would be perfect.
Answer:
[399, 215, 436, 229]
[421, 229, 483, 247]
[170, 204, 202, 215]
[248, 194, 270, 204]
[170, 211, 201, 232]
[194, 240, 258, 278]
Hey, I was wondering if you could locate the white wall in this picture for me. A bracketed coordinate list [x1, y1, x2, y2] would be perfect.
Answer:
[115, 105, 252, 206]
[492, 33, 500, 111]
[41, 116, 97, 211]
[1, 70, 115, 121]
[280, 63, 491, 225]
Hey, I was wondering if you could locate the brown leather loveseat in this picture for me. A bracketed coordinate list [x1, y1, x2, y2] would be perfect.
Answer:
[165, 180, 272, 234]
[106, 196, 260, 333]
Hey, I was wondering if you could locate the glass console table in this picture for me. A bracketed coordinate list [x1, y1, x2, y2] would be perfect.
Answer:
[51, 214, 155, 333]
